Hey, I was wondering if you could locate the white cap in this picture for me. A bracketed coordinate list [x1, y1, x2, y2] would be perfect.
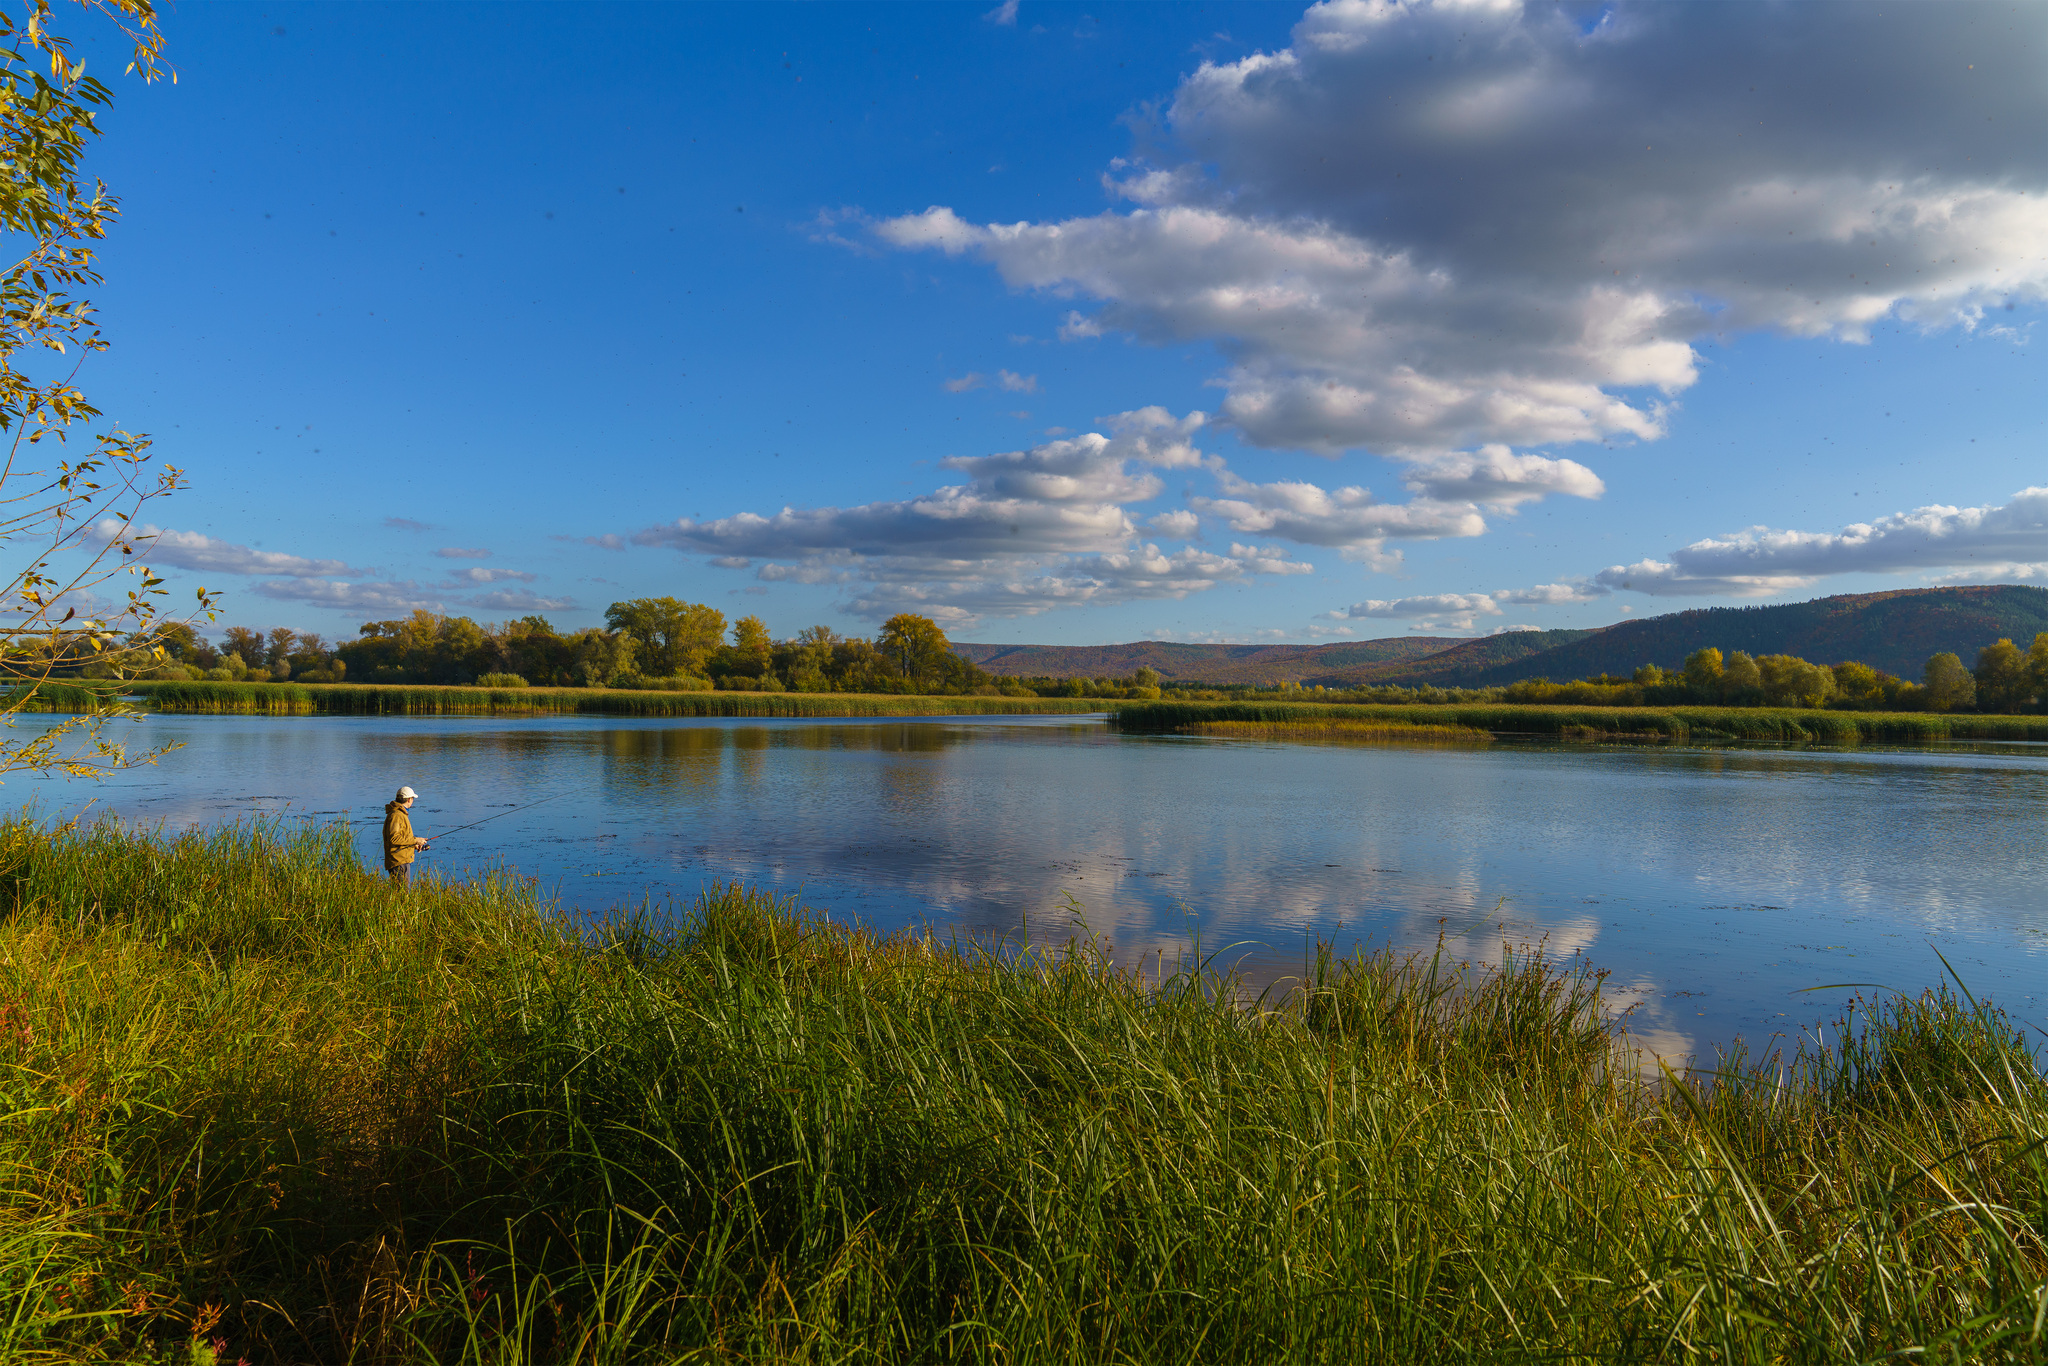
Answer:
[397, 786, 418, 801]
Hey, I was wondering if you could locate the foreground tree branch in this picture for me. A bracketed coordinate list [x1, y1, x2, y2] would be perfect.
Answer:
[0, 0, 215, 780]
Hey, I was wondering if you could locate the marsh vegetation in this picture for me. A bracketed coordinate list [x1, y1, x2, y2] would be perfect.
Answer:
[1115, 700, 2048, 744]
[0, 815, 2042, 1363]
[115, 681, 1123, 719]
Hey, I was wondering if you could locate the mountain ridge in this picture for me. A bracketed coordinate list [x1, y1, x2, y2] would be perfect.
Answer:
[1447, 585, 2048, 686]
[953, 586, 2048, 688]
[950, 637, 1453, 685]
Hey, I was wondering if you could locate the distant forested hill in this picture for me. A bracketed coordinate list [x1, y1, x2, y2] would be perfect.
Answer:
[954, 586, 2048, 688]
[1445, 586, 2048, 686]
[1301, 629, 1598, 687]
[951, 637, 1451, 684]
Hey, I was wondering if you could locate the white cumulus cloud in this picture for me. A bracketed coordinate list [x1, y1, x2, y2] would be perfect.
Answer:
[846, 542, 1308, 624]
[253, 579, 443, 614]
[1597, 487, 2048, 595]
[439, 567, 538, 586]
[873, 1, 2048, 458]
[757, 560, 857, 585]
[1494, 581, 1610, 606]
[628, 411, 1319, 625]
[1330, 591, 1504, 631]
[633, 410, 1211, 566]
[1324, 578, 1611, 629]
[1928, 562, 2048, 585]
[92, 521, 368, 578]
[468, 588, 578, 613]
[1191, 468, 1486, 563]
[1400, 446, 1604, 510]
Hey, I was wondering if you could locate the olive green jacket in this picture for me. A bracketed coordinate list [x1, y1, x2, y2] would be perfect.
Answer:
[383, 802, 425, 868]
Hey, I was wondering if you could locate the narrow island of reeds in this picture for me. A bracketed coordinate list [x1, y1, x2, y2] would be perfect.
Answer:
[1116, 698, 2048, 744]
[1177, 715, 1489, 744]
[1, 814, 2044, 1363]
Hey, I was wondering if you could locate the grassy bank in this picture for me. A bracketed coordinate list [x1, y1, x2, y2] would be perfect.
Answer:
[0, 816, 2043, 1363]
[125, 680, 1125, 718]
[1117, 699, 2048, 743]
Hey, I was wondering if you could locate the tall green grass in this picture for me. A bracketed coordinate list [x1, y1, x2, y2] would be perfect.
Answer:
[4, 681, 129, 713]
[125, 680, 1126, 719]
[0, 814, 2042, 1363]
[1117, 699, 2048, 743]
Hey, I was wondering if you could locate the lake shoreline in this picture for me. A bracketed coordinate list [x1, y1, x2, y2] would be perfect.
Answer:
[120, 679, 1130, 717]
[1, 813, 2040, 1362]
[19, 680, 2048, 744]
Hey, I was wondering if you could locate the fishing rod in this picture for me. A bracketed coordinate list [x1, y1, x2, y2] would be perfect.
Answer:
[422, 790, 569, 843]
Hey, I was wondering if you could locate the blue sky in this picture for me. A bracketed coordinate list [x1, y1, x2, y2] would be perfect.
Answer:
[68, 0, 2048, 645]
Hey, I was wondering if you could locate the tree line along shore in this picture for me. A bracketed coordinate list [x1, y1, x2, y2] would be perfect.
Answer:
[44, 603, 1168, 702]
[20, 638, 2048, 746]
[0, 815, 2040, 1363]
[37, 597, 2048, 716]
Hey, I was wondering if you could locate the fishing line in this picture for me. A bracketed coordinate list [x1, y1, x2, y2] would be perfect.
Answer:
[426, 790, 569, 842]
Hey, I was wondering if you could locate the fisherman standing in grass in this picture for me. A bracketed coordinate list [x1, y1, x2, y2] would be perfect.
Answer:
[382, 786, 430, 886]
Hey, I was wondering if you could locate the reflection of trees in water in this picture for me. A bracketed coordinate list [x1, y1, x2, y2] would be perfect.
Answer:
[725, 726, 768, 785]
[598, 727, 724, 795]
[587, 723, 966, 795]
[763, 723, 958, 754]
[362, 722, 979, 803]
[382, 730, 499, 759]
[596, 728, 725, 760]
[879, 757, 939, 813]
[378, 729, 582, 761]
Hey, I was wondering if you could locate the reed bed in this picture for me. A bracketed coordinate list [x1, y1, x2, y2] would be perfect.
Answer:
[125, 681, 1123, 719]
[1182, 717, 1488, 744]
[0, 814, 2043, 1363]
[5, 682, 129, 712]
[1118, 699, 2048, 743]
[41, 685, 2048, 742]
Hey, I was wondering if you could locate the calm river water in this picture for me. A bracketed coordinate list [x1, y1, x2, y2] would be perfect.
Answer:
[19, 711, 2048, 1062]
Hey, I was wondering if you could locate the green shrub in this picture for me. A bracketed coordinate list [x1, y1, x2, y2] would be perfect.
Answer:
[476, 672, 529, 688]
